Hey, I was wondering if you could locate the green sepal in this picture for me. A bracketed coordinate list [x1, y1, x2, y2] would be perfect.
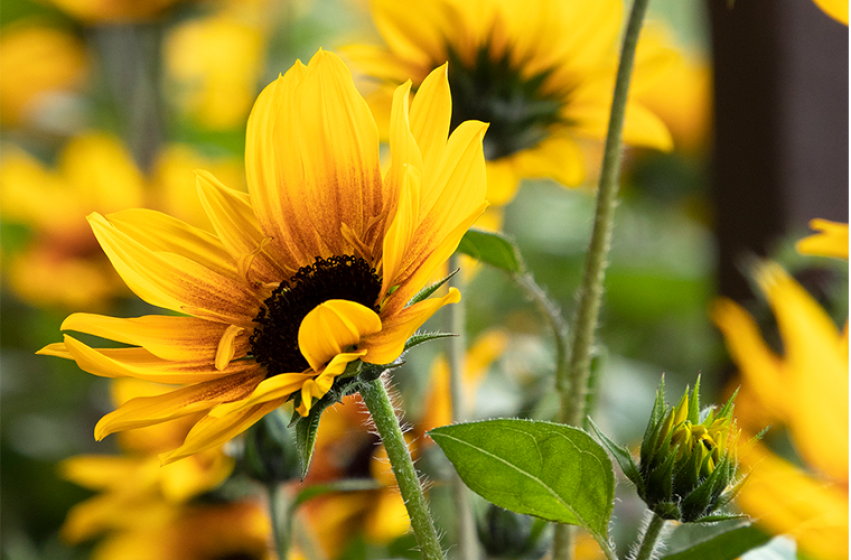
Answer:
[407, 269, 459, 306]
[687, 376, 701, 424]
[456, 228, 524, 273]
[588, 418, 644, 494]
[690, 513, 749, 524]
[294, 479, 383, 508]
[290, 376, 368, 479]
[403, 331, 456, 352]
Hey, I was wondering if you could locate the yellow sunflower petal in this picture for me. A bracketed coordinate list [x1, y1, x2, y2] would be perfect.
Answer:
[813, 0, 849, 25]
[214, 325, 245, 371]
[59, 455, 140, 490]
[738, 441, 849, 560]
[94, 368, 264, 440]
[298, 299, 382, 372]
[381, 164, 421, 300]
[210, 372, 316, 418]
[247, 51, 384, 263]
[710, 298, 786, 417]
[796, 219, 849, 260]
[103, 208, 237, 280]
[484, 158, 521, 206]
[513, 133, 586, 189]
[40, 335, 258, 384]
[756, 262, 848, 480]
[160, 400, 283, 465]
[371, 0, 459, 66]
[296, 350, 368, 416]
[88, 213, 259, 324]
[409, 63, 451, 174]
[363, 287, 461, 365]
[196, 169, 291, 281]
[59, 313, 245, 363]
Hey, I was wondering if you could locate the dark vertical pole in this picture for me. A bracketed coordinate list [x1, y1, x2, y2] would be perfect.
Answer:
[707, 0, 848, 301]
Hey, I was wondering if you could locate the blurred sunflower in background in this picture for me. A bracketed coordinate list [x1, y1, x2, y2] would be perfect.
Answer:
[60, 379, 272, 560]
[345, 0, 673, 205]
[712, 221, 849, 560]
[39, 49, 487, 465]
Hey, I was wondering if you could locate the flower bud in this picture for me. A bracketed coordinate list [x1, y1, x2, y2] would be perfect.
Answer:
[477, 504, 550, 560]
[240, 408, 299, 484]
[635, 376, 741, 522]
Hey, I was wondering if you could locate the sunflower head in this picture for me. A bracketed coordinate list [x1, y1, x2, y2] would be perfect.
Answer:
[37, 49, 488, 467]
[634, 376, 742, 522]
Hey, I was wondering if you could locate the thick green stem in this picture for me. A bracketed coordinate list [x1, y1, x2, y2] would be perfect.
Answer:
[634, 514, 666, 560]
[266, 483, 291, 560]
[447, 253, 479, 560]
[360, 378, 446, 560]
[553, 0, 653, 558]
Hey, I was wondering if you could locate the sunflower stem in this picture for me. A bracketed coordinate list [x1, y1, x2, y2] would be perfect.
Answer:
[447, 253, 479, 560]
[266, 482, 292, 560]
[553, 0, 653, 558]
[360, 378, 446, 560]
[634, 514, 666, 560]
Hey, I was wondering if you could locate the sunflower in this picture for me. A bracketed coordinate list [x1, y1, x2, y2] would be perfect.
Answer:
[345, 0, 672, 205]
[38, 49, 487, 464]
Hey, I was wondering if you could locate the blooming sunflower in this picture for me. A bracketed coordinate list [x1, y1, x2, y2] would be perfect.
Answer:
[38, 49, 488, 464]
[345, 0, 672, 204]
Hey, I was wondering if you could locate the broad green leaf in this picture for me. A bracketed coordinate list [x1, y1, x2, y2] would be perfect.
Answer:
[661, 519, 772, 560]
[429, 419, 614, 540]
[457, 229, 523, 273]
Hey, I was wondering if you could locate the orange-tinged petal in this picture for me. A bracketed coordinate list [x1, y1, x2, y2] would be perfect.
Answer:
[59, 313, 244, 363]
[160, 400, 284, 465]
[363, 288, 461, 365]
[756, 262, 849, 480]
[381, 164, 421, 300]
[94, 368, 264, 439]
[88, 213, 259, 325]
[39, 335, 258, 384]
[211, 372, 316, 418]
[796, 219, 849, 260]
[196, 169, 291, 281]
[247, 51, 384, 263]
[298, 299, 382, 372]
[214, 325, 245, 371]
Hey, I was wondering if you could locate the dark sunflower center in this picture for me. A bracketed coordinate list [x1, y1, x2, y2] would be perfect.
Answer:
[250, 255, 382, 377]
[444, 43, 564, 160]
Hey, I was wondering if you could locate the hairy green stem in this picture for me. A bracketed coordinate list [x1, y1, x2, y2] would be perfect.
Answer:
[634, 514, 666, 560]
[360, 378, 446, 560]
[267, 483, 291, 560]
[447, 253, 479, 560]
[553, 0, 653, 558]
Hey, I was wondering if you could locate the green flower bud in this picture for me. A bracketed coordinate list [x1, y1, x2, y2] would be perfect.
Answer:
[635, 376, 741, 522]
[590, 375, 749, 524]
[240, 408, 300, 484]
[477, 504, 551, 560]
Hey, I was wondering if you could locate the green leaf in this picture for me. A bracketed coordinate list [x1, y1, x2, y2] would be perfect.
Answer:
[457, 228, 524, 273]
[587, 418, 644, 493]
[661, 519, 771, 560]
[294, 479, 383, 508]
[429, 419, 614, 540]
